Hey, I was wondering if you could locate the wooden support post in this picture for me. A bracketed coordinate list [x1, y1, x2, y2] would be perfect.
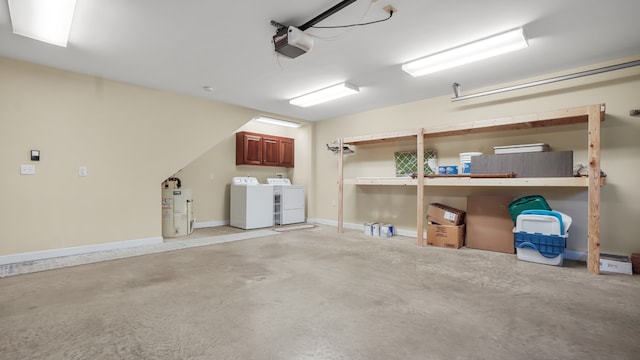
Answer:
[338, 138, 344, 233]
[587, 104, 603, 274]
[417, 129, 425, 246]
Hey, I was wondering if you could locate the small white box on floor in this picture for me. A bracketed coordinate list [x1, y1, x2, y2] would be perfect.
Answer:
[600, 254, 633, 275]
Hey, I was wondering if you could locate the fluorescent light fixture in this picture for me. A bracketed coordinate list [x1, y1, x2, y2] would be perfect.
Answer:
[252, 116, 301, 128]
[402, 28, 528, 77]
[289, 82, 359, 107]
[8, 0, 77, 47]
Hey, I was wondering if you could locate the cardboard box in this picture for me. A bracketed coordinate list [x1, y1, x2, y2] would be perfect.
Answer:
[466, 195, 515, 254]
[471, 151, 573, 177]
[427, 203, 465, 226]
[600, 254, 633, 275]
[427, 224, 465, 249]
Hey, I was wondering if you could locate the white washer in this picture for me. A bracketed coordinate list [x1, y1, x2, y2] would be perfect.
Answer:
[230, 177, 274, 229]
[267, 178, 305, 225]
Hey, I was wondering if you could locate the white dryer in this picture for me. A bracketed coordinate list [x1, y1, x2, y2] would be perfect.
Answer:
[267, 178, 305, 225]
[230, 177, 274, 229]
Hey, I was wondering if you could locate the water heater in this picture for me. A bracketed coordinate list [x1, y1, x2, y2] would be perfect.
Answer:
[162, 188, 194, 238]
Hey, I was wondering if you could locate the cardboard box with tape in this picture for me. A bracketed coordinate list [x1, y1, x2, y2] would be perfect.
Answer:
[427, 203, 466, 249]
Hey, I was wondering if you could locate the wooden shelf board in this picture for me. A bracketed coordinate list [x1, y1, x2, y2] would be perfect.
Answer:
[425, 177, 590, 187]
[343, 129, 420, 145]
[424, 104, 605, 138]
[346, 177, 591, 187]
[346, 177, 417, 185]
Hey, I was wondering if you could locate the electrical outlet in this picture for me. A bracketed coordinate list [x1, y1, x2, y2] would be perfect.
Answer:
[20, 164, 35, 175]
[78, 166, 88, 177]
[383, 5, 397, 15]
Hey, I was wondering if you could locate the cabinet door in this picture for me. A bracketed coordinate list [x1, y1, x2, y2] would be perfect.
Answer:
[236, 132, 263, 165]
[279, 137, 295, 168]
[262, 137, 279, 166]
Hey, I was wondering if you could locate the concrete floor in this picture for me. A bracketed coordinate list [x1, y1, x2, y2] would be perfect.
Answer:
[1, 225, 638, 359]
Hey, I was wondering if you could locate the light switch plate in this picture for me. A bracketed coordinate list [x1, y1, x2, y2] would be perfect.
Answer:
[21, 164, 35, 175]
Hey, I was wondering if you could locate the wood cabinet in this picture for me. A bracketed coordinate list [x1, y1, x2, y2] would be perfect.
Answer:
[238, 132, 263, 165]
[262, 136, 279, 166]
[278, 137, 295, 168]
[236, 131, 294, 168]
[337, 104, 605, 274]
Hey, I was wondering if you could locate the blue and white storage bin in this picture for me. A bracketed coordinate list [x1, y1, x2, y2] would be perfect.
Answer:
[514, 231, 567, 266]
[514, 210, 571, 267]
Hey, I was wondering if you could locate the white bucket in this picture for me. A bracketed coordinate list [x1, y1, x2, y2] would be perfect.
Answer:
[372, 223, 380, 237]
[364, 222, 375, 236]
[380, 224, 394, 238]
[459, 152, 482, 174]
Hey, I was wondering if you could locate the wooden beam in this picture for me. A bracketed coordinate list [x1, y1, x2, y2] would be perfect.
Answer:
[416, 129, 425, 247]
[424, 104, 604, 138]
[338, 138, 344, 233]
[344, 177, 590, 187]
[587, 104, 602, 274]
[343, 129, 420, 145]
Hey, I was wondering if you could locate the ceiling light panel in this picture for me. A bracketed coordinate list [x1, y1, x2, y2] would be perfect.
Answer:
[252, 116, 301, 128]
[289, 82, 360, 107]
[402, 28, 529, 77]
[8, 0, 77, 47]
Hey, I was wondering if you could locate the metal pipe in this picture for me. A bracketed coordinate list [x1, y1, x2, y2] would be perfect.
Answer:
[452, 59, 640, 102]
[299, 0, 359, 31]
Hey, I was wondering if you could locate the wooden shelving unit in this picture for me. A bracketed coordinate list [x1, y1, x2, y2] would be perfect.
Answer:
[348, 177, 593, 187]
[338, 104, 605, 274]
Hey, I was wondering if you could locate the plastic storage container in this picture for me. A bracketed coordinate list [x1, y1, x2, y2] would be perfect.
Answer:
[516, 248, 564, 266]
[513, 208, 571, 267]
[517, 210, 564, 235]
[508, 195, 551, 223]
[459, 152, 482, 174]
[521, 209, 572, 233]
[514, 231, 566, 266]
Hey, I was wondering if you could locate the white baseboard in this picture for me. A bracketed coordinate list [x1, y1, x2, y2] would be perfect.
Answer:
[310, 218, 588, 259]
[308, 218, 418, 238]
[0, 236, 163, 266]
[194, 220, 229, 229]
[563, 250, 588, 261]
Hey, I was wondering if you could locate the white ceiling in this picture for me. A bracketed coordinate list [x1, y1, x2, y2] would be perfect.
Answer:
[1, 0, 639, 122]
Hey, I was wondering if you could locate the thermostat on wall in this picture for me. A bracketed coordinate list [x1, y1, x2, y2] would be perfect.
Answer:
[30, 150, 40, 161]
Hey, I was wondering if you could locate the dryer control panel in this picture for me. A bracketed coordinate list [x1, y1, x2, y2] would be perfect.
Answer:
[232, 177, 260, 185]
[266, 178, 291, 185]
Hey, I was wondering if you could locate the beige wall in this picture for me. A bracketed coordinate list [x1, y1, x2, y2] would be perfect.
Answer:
[2, 54, 639, 258]
[313, 56, 640, 255]
[177, 121, 313, 226]
[0, 57, 308, 256]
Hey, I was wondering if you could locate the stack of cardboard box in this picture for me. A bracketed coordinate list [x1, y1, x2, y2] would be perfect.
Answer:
[426, 203, 465, 249]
